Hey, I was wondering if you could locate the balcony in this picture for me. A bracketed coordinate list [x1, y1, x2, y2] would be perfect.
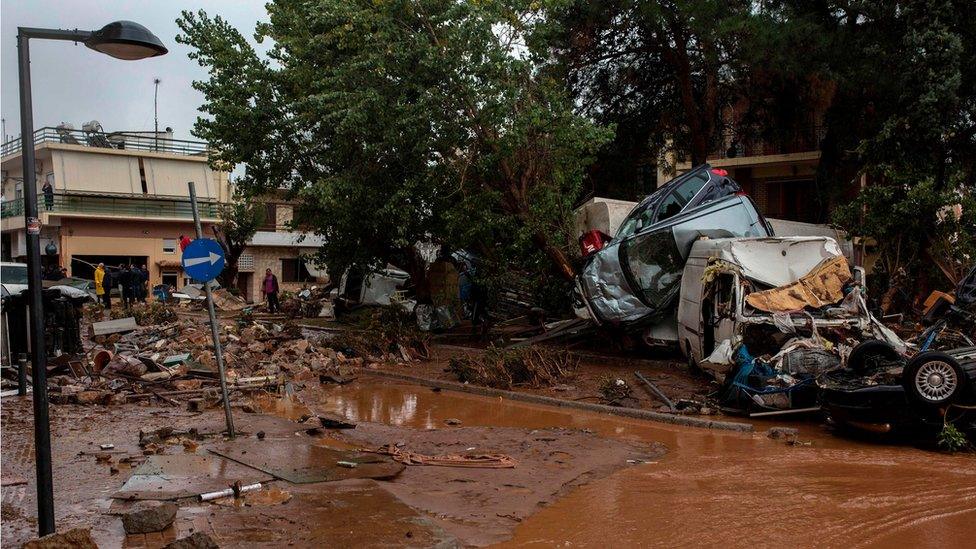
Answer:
[1, 127, 208, 158]
[706, 125, 825, 161]
[1, 192, 220, 223]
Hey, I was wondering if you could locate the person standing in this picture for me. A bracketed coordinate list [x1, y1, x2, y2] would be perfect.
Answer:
[119, 264, 132, 307]
[139, 265, 150, 302]
[94, 263, 111, 309]
[42, 179, 54, 211]
[262, 268, 280, 313]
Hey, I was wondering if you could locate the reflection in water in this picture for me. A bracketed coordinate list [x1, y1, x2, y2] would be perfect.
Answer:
[317, 382, 976, 549]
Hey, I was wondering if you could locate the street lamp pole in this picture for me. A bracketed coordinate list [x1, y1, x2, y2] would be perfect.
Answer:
[16, 22, 167, 537]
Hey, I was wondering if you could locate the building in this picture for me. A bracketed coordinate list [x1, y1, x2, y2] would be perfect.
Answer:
[666, 125, 826, 223]
[235, 199, 327, 303]
[1, 123, 229, 290]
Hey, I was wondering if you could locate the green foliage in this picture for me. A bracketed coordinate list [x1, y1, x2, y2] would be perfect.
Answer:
[213, 192, 265, 287]
[938, 422, 971, 453]
[177, 1, 610, 293]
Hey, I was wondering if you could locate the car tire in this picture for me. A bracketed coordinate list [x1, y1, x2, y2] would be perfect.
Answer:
[847, 339, 901, 373]
[902, 352, 966, 406]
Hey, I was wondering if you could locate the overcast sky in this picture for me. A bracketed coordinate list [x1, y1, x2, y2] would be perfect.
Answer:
[1, 1, 269, 143]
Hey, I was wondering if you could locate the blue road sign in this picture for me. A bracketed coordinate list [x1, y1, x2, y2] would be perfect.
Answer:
[181, 238, 226, 282]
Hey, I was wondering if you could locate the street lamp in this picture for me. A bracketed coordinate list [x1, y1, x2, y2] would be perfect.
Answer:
[16, 20, 166, 537]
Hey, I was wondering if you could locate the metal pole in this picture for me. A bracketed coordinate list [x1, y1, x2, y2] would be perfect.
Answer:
[18, 353, 28, 396]
[153, 78, 160, 152]
[17, 30, 56, 537]
[188, 181, 235, 437]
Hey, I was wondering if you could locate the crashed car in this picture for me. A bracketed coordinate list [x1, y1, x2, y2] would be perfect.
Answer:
[575, 167, 772, 330]
[820, 346, 976, 434]
[675, 237, 906, 412]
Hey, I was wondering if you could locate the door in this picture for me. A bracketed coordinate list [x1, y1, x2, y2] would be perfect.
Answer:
[236, 273, 253, 303]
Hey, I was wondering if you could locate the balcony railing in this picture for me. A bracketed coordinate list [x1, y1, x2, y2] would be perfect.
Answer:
[1, 127, 209, 158]
[707, 125, 826, 160]
[1, 193, 220, 221]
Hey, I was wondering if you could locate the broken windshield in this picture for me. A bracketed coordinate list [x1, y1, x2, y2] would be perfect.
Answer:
[619, 228, 684, 311]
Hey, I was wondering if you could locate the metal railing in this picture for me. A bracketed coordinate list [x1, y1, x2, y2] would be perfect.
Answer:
[1, 193, 220, 220]
[1, 127, 209, 157]
[707, 125, 826, 160]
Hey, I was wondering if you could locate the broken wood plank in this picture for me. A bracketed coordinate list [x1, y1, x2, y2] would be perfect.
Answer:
[92, 317, 139, 336]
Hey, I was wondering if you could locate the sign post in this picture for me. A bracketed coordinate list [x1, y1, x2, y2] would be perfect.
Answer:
[185, 182, 235, 438]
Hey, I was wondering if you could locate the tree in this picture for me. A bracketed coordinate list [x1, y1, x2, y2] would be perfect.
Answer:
[212, 193, 265, 288]
[177, 1, 610, 291]
[539, 0, 775, 180]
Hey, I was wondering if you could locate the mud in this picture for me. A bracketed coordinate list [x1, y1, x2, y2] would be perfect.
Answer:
[315, 379, 976, 548]
[4, 377, 975, 548]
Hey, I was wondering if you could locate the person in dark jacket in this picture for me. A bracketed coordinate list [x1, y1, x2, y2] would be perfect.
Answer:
[139, 265, 150, 302]
[262, 268, 280, 313]
[119, 264, 132, 307]
[42, 180, 54, 211]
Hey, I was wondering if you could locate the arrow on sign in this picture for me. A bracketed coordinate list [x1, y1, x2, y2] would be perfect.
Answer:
[183, 251, 222, 267]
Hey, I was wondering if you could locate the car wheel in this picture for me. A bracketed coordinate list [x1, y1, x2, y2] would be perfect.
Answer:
[847, 339, 901, 373]
[902, 352, 965, 406]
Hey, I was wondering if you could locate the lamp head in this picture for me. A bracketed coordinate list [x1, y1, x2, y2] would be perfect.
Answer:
[85, 21, 167, 60]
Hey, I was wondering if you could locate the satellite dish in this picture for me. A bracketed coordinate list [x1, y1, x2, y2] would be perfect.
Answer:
[82, 121, 104, 133]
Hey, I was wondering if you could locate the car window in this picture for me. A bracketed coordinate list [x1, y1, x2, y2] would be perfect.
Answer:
[616, 203, 655, 240]
[656, 173, 708, 222]
[620, 229, 684, 310]
[1, 265, 29, 284]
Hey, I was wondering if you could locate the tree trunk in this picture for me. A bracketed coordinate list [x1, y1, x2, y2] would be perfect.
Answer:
[532, 231, 576, 281]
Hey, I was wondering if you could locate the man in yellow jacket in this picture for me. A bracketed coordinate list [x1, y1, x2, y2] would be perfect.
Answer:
[94, 263, 111, 309]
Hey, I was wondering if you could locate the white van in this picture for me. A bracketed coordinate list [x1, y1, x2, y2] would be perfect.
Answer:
[675, 236, 900, 373]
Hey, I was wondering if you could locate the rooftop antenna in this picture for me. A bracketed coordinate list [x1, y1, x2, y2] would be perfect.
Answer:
[153, 77, 161, 151]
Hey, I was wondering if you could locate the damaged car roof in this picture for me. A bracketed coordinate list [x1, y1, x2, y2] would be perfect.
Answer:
[693, 236, 845, 288]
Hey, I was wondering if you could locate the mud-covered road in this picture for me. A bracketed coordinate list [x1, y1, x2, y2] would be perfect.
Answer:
[2, 377, 975, 547]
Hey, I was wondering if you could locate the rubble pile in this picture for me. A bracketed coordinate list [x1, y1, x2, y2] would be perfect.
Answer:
[449, 346, 578, 389]
[279, 287, 334, 319]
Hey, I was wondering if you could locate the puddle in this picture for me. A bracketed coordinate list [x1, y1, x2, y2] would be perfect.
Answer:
[248, 392, 312, 421]
[315, 381, 976, 548]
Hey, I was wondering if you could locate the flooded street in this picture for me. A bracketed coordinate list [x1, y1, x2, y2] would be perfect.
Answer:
[318, 380, 976, 548]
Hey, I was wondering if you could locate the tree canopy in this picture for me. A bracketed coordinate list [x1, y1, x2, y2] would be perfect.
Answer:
[177, 1, 610, 295]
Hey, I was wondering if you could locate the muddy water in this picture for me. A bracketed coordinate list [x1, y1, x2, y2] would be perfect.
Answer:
[316, 381, 976, 548]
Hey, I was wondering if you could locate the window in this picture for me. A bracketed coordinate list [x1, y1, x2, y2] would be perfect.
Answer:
[280, 258, 313, 282]
[655, 173, 707, 222]
[161, 271, 178, 289]
[262, 203, 278, 230]
[238, 253, 255, 272]
[619, 228, 684, 311]
[162, 238, 177, 254]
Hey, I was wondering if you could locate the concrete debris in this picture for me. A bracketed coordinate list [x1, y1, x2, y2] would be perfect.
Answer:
[766, 427, 800, 440]
[121, 501, 179, 534]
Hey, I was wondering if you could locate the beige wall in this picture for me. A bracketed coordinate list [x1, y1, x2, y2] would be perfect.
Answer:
[58, 218, 214, 290]
[53, 148, 229, 200]
[242, 245, 318, 303]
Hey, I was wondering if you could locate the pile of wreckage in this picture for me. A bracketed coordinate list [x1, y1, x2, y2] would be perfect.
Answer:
[574, 164, 976, 432]
[34, 311, 423, 408]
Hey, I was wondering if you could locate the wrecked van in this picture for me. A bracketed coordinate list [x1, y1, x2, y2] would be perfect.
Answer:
[677, 236, 901, 371]
[575, 193, 771, 327]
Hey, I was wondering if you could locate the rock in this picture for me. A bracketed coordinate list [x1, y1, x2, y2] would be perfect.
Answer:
[23, 527, 97, 548]
[172, 379, 203, 391]
[444, 418, 463, 426]
[121, 501, 179, 534]
[74, 391, 104, 405]
[699, 406, 714, 416]
[294, 339, 310, 353]
[187, 398, 207, 412]
[247, 342, 266, 353]
[766, 426, 799, 440]
[164, 532, 219, 549]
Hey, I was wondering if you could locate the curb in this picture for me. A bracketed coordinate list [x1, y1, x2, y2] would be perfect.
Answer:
[362, 370, 754, 433]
